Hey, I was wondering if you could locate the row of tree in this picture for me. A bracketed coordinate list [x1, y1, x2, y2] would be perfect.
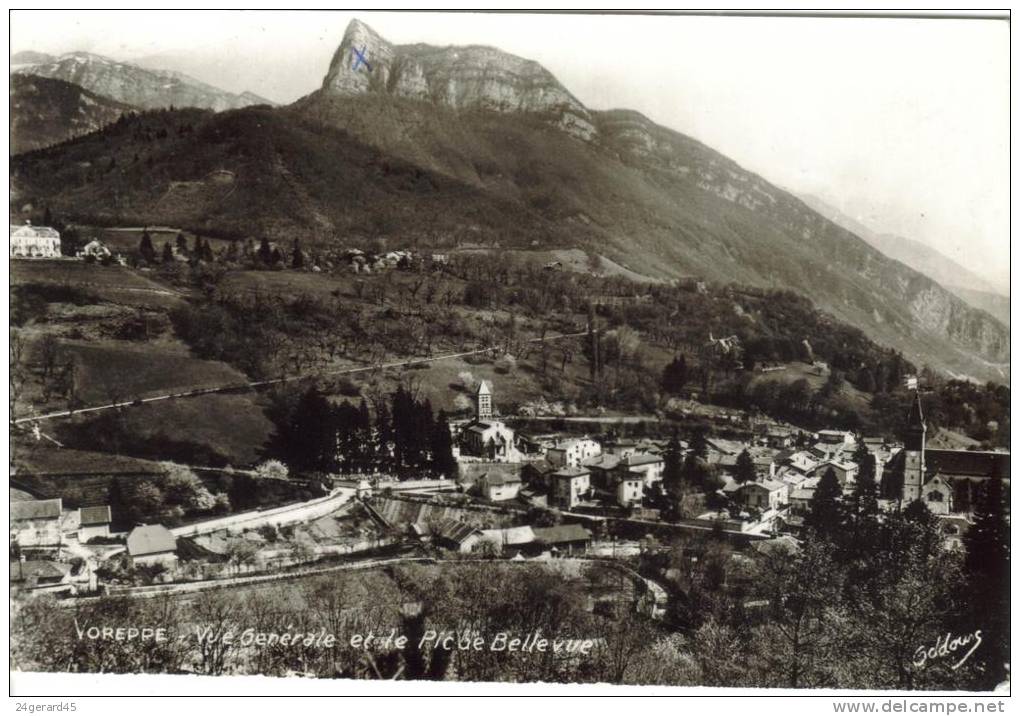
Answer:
[265, 386, 457, 478]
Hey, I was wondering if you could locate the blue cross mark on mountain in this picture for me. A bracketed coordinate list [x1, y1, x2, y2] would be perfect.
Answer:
[351, 46, 372, 72]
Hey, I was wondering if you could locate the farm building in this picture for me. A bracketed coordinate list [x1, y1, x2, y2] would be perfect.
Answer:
[126, 524, 178, 568]
[78, 505, 113, 542]
[10, 498, 63, 548]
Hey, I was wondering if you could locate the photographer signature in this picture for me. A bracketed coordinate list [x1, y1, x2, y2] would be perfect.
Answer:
[914, 630, 982, 671]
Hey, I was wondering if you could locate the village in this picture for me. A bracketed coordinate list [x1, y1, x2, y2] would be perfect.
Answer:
[7, 213, 1012, 690]
[11, 332, 1007, 607]
[7, 12, 1011, 692]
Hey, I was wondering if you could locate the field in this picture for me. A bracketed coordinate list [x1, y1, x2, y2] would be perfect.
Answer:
[11, 258, 185, 310]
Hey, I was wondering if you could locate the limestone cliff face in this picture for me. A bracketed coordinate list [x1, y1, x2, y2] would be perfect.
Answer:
[321, 19, 596, 140]
[595, 110, 1010, 374]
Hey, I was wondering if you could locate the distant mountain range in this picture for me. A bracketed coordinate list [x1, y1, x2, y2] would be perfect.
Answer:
[10, 50, 275, 154]
[799, 193, 1009, 327]
[8, 19, 1010, 384]
[11, 51, 272, 112]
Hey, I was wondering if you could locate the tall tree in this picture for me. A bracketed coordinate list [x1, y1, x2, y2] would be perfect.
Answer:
[291, 239, 305, 269]
[429, 411, 457, 479]
[734, 449, 756, 484]
[661, 354, 688, 395]
[375, 400, 393, 470]
[272, 386, 336, 473]
[806, 467, 843, 540]
[161, 241, 174, 263]
[850, 441, 879, 518]
[661, 431, 685, 501]
[963, 472, 1010, 687]
[689, 427, 709, 461]
[138, 229, 156, 263]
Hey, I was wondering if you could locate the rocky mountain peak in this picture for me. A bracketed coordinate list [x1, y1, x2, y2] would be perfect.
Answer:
[320, 18, 596, 140]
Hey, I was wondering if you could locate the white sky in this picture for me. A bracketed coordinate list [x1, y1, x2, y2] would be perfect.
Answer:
[9, 11, 1010, 292]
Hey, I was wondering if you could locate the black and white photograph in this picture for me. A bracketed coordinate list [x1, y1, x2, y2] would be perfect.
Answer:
[6, 8, 1011, 702]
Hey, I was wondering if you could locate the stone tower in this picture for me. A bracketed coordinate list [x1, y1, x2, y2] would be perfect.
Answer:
[901, 390, 927, 502]
[475, 380, 493, 421]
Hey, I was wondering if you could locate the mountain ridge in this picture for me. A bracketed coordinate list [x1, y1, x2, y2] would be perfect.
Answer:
[798, 192, 1009, 299]
[11, 51, 273, 112]
[9, 73, 135, 154]
[9, 18, 1010, 385]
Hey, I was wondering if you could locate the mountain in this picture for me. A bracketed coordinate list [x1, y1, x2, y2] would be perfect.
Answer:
[945, 286, 1010, 328]
[319, 19, 595, 140]
[799, 193, 1009, 303]
[11, 51, 273, 111]
[11, 50, 56, 66]
[10, 74, 135, 154]
[8, 19, 1009, 384]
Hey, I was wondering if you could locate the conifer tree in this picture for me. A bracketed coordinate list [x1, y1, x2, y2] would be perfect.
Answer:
[661, 354, 688, 395]
[689, 426, 709, 461]
[806, 467, 843, 539]
[850, 441, 879, 518]
[734, 448, 756, 484]
[430, 411, 458, 478]
[375, 401, 392, 470]
[963, 472, 1010, 686]
[661, 431, 685, 500]
[138, 229, 155, 263]
[161, 241, 174, 263]
[292, 239, 305, 269]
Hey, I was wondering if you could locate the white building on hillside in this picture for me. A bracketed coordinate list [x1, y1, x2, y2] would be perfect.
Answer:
[10, 222, 61, 258]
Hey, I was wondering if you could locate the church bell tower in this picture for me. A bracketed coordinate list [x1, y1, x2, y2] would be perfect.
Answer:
[475, 380, 493, 421]
[901, 390, 927, 502]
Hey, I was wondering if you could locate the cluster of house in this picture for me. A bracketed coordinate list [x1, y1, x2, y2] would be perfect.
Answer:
[453, 382, 669, 511]
[9, 221, 115, 261]
[338, 248, 448, 274]
[449, 382, 1009, 545]
[9, 496, 179, 593]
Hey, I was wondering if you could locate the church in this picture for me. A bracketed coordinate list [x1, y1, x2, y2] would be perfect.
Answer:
[894, 391, 1009, 516]
[458, 381, 521, 463]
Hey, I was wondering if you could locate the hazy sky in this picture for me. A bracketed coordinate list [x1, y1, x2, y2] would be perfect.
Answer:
[10, 11, 1010, 293]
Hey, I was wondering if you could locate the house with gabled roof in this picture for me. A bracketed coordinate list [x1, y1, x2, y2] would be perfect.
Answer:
[435, 520, 483, 553]
[78, 505, 112, 542]
[126, 524, 177, 568]
[10, 498, 63, 548]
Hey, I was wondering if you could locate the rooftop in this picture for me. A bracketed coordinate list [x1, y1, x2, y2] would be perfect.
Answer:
[551, 466, 591, 478]
[533, 524, 592, 544]
[126, 524, 177, 557]
[11, 498, 62, 521]
[79, 505, 112, 526]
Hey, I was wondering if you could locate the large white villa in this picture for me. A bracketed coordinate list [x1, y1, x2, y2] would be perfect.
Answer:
[10, 222, 61, 258]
